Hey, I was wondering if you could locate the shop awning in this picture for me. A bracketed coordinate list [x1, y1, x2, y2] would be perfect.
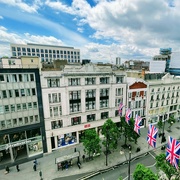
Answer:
[55, 151, 79, 164]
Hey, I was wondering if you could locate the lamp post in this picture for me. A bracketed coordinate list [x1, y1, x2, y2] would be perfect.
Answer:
[106, 126, 109, 166]
[161, 114, 167, 143]
[128, 145, 131, 180]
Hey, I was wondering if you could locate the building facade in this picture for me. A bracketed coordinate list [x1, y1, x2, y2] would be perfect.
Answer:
[0, 68, 47, 168]
[10, 43, 80, 63]
[146, 73, 180, 125]
[41, 63, 127, 153]
[126, 78, 147, 127]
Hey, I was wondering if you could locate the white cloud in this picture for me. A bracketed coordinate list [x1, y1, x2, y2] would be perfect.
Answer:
[0, 26, 64, 57]
[0, 15, 3, 19]
[0, 0, 42, 13]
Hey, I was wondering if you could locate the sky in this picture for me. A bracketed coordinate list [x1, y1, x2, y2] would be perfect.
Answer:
[0, 0, 179, 63]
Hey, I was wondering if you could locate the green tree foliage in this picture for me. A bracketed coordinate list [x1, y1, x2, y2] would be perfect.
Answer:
[167, 115, 176, 131]
[133, 163, 158, 180]
[156, 153, 179, 179]
[82, 129, 101, 159]
[120, 117, 140, 146]
[157, 120, 163, 132]
[101, 118, 120, 151]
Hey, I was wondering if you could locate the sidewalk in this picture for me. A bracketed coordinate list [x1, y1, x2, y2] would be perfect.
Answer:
[0, 122, 179, 180]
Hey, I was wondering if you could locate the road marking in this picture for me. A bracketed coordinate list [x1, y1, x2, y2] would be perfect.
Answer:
[149, 152, 156, 159]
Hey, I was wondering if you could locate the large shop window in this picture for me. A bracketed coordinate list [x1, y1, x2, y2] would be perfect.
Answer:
[57, 132, 77, 148]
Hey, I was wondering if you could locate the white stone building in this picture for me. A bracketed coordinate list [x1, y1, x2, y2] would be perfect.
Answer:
[146, 73, 180, 125]
[10, 43, 80, 63]
[40, 63, 127, 153]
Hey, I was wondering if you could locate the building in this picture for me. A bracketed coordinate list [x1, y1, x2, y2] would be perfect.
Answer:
[169, 51, 180, 76]
[146, 73, 180, 125]
[0, 56, 41, 69]
[0, 59, 47, 169]
[10, 43, 80, 63]
[40, 63, 127, 153]
[151, 48, 172, 73]
[124, 60, 149, 71]
[126, 78, 147, 127]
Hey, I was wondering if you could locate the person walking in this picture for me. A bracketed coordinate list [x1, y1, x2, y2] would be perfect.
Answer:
[82, 155, 85, 162]
[77, 161, 81, 169]
[5, 166, 10, 174]
[16, 164, 20, 172]
[33, 159, 37, 171]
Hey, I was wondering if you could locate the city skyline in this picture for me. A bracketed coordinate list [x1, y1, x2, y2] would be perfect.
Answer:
[0, 0, 179, 63]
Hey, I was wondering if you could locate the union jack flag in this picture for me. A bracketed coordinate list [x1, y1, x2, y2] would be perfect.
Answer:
[125, 108, 131, 125]
[134, 114, 142, 135]
[166, 136, 180, 170]
[147, 124, 158, 148]
[118, 102, 124, 116]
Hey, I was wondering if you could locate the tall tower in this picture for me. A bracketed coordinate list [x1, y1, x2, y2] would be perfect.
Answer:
[116, 57, 121, 66]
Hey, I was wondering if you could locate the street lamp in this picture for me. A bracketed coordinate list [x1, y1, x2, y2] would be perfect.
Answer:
[128, 145, 132, 180]
[120, 144, 132, 180]
[106, 126, 109, 166]
[161, 113, 167, 143]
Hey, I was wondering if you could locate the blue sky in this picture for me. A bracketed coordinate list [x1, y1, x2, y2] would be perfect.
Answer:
[0, 0, 179, 63]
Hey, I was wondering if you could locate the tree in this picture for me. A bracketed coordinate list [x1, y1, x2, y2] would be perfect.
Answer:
[82, 129, 101, 160]
[121, 117, 140, 148]
[167, 115, 176, 131]
[156, 153, 180, 179]
[102, 118, 120, 151]
[133, 163, 158, 180]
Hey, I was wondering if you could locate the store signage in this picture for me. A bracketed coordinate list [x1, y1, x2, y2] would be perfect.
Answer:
[9, 140, 31, 148]
[84, 124, 90, 128]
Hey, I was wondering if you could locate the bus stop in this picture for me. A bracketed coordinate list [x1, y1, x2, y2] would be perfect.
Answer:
[55, 151, 80, 170]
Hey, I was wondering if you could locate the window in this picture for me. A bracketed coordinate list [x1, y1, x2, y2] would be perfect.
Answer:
[12, 74, 17, 82]
[116, 76, 123, 83]
[100, 77, 109, 84]
[17, 104, 21, 111]
[33, 102, 37, 109]
[4, 105, 9, 113]
[19, 74, 23, 82]
[70, 103, 81, 113]
[101, 112, 109, 119]
[100, 89, 109, 96]
[22, 103, 27, 110]
[24, 117, 28, 124]
[100, 99, 109, 108]
[86, 89, 96, 98]
[19, 118, 23, 125]
[11, 105, 16, 112]
[13, 119, 18, 126]
[2, 90, 7, 98]
[21, 89, 25, 96]
[69, 91, 81, 100]
[30, 116, 34, 123]
[85, 78, 96, 85]
[71, 117, 81, 125]
[0, 75, 4, 82]
[35, 115, 39, 122]
[7, 120, 12, 128]
[26, 89, 31, 96]
[86, 101, 95, 110]
[68, 78, 80, 86]
[51, 120, 63, 129]
[32, 88, 36, 95]
[15, 89, 19, 97]
[116, 88, 123, 96]
[1, 121, 6, 129]
[24, 74, 29, 82]
[47, 78, 60, 87]
[30, 74, 34, 81]
[28, 102, 32, 109]
[87, 114, 95, 122]
[53, 107, 58, 116]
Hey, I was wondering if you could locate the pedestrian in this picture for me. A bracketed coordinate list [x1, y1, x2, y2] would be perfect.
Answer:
[34, 158, 38, 166]
[33, 164, 37, 171]
[77, 161, 81, 169]
[16, 164, 20, 172]
[82, 155, 85, 162]
[5, 166, 9, 174]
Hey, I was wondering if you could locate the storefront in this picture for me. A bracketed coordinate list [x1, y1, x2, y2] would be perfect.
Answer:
[0, 128, 43, 164]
